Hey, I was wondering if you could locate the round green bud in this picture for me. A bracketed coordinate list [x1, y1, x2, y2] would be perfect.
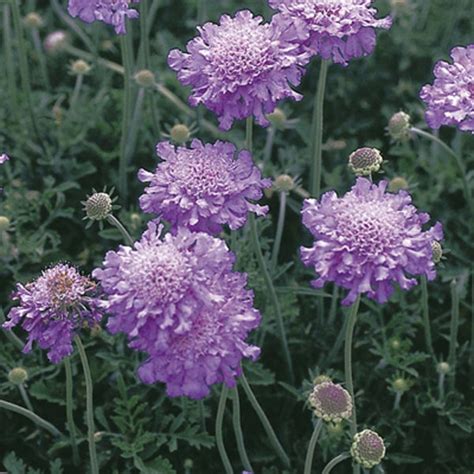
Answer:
[274, 174, 295, 193]
[134, 69, 156, 88]
[267, 108, 287, 130]
[8, 367, 28, 385]
[326, 421, 344, 437]
[389, 337, 401, 351]
[348, 148, 383, 176]
[170, 124, 191, 144]
[351, 429, 386, 469]
[392, 377, 410, 393]
[183, 459, 194, 469]
[388, 111, 411, 142]
[0, 216, 11, 232]
[432, 241, 443, 264]
[84, 193, 112, 221]
[70, 59, 92, 76]
[24, 12, 43, 29]
[437, 362, 450, 375]
[388, 176, 409, 193]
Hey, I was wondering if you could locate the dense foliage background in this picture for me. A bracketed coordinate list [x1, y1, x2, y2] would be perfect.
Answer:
[0, 0, 473, 472]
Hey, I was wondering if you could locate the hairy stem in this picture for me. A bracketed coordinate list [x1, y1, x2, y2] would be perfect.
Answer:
[322, 452, 352, 474]
[303, 419, 323, 474]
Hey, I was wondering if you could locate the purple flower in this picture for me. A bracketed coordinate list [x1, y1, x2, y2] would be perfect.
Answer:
[138, 140, 271, 234]
[0, 154, 9, 165]
[3, 264, 103, 363]
[301, 178, 443, 305]
[168, 10, 310, 130]
[420, 45, 474, 133]
[67, 0, 139, 34]
[269, 0, 392, 66]
[93, 223, 261, 399]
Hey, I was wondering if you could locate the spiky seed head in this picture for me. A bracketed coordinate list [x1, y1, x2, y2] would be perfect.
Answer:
[274, 174, 295, 193]
[8, 367, 28, 385]
[84, 193, 112, 221]
[70, 59, 92, 76]
[348, 148, 383, 176]
[24, 12, 44, 28]
[0, 216, 10, 232]
[432, 241, 443, 264]
[267, 108, 287, 129]
[388, 111, 411, 142]
[351, 430, 386, 469]
[134, 69, 156, 88]
[388, 176, 409, 193]
[170, 124, 191, 144]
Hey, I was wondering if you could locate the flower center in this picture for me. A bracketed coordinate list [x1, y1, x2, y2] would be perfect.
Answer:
[316, 384, 349, 414]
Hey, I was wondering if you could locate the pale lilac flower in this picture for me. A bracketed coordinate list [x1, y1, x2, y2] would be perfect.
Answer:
[301, 178, 443, 305]
[93, 223, 261, 399]
[68, 0, 140, 34]
[138, 140, 271, 234]
[3, 264, 103, 363]
[0, 154, 10, 165]
[309, 381, 353, 422]
[168, 10, 310, 130]
[269, 0, 392, 66]
[420, 45, 474, 133]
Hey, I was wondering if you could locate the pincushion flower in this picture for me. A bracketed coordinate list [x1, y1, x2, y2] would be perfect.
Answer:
[3, 264, 103, 363]
[269, 0, 392, 66]
[93, 223, 261, 399]
[138, 140, 272, 234]
[168, 10, 310, 130]
[301, 178, 443, 305]
[68, 0, 139, 34]
[420, 45, 474, 133]
[309, 381, 353, 422]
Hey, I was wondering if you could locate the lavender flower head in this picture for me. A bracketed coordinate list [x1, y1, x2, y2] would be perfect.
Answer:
[93, 223, 261, 399]
[269, 0, 392, 66]
[0, 154, 9, 165]
[301, 178, 443, 305]
[420, 45, 474, 133]
[3, 264, 102, 363]
[68, 0, 139, 34]
[168, 10, 310, 130]
[139, 140, 271, 234]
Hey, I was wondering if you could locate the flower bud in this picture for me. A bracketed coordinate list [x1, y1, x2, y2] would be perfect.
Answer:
[24, 12, 43, 29]
[437, 362, 450, 375]
[432, 241, 443, 264]
[274, 174, 295, 193]
[308, 381, 352, 423]
[170, 124, 191, 144]
[134, 69, 156, 88]
[392, 377, 410, 393]
[184, 459, 194, 469]
[267, 108, 287, 130]
[389, 337, 402, 351]
[351, 429, 386, 469]
[388, 176, 409, 193]
[84, 193, 113, 221]
[8, 367, 28, 385]
[44, 31, 68, 54]
[388, 111, 411, 142]
[348, 148, 383, 176]
[0, 216, 10, 232]
[70, 59, 92, 76]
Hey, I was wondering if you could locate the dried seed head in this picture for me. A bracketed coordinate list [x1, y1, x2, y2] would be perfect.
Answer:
[308, 381, 353, 422]
[84, 193, 113, 221]
[170, 124, 191, 144]
[388, 111, 411, 142]
[70, 59, 92, 76]
[8, 367, 28, 385]
[267, 108, 287, 129]
[0, 216, 10, 232]
[348, 148, 383, 176]
[431, 241, 443, 264]
[274, 174, 295, 193]
[351, 429, 386, 469]
[24, 12, 44, 29]
[388, 176, 409, 193]
[134, 69, 156, 88]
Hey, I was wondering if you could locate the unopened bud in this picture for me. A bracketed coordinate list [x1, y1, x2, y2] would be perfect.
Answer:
[312, 374, 332, 386]
[24, 12, 43, 29]
[170, 124, 191, 144]
[8, 367, 28, 385]
[274, 174, 295, 193]
[437, 362, 450, 375]
[388, 111, 411, 142]
[392, 377, 410, 393]
[267, 108, 287, 130]
[432, 241, 443, 264]
[388, 176, 409, 193]
[44, 31, 68, 54]
[70, 59, 92, 76]
[0, 216, 10, 232]
[134, 69, 156, 88]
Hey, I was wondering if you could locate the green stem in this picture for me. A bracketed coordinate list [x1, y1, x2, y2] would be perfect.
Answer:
[448, 280, 460, 390]
[124, 87, 145, 160]
[18, 384, 34, 412]
[139, 0, 151, 68]
[322, 453, 352, 474]
[271, 191, 287, 271]
[421, 276, 434, 358]
[31, 27, 50, 89]
[119, 34, 134, 203]
[263, 126, 276, 166]
[3, 5, 19, 122]
[303, 419, 323, 474]
[246, 117, 293, 383]
[65, 358, 80, 466]
[0, 399, 62, 437]
[106, 214, 134, 246]
[240, 372, 290, 468]
[411, 127, 474, 215]
[344, 295, 361, 474]
[310, 60, 329, 197]
[75, 336, 99, 474]
[9, 0, 42, 146]
[70, 74, 84, 111]
[215, 385, 233, 474]
[232, 387, 253, 472]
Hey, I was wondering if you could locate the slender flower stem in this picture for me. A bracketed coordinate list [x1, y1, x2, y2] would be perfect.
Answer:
[18, 384, 34, 412]
[271, 191, 287, 271]
[65, 358, 80, 466]
[322, 453, 352, 474]
[411, 127, 474, 215]
[106, 214, 134, 246]
[124, 88, 146, 160]
[139, 0, 151, 68]
[70, 74, 84, 112]
[421, 276, 434, 358]
[263, 126, 276, 165]
[75, 336, 99, 474]
[0, 399, 62, 437]
[30, 27, 50, 89]
[327, 285, 340, 327]
[310, 60, 329, 197]
[232, 387, 253, 472]
[344, 295, 361, 474]
[437, 371, 446, 401]
[448, 280, 460, 390]
[240, 372, 290, 468]
[303, 419, 323, 474]
[246, 117, 294, 382]
[470, 268, 474, 388]
[119, 34, 134, 203]
[3, 5, 19, 122]
[215, 385, 233, 474]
